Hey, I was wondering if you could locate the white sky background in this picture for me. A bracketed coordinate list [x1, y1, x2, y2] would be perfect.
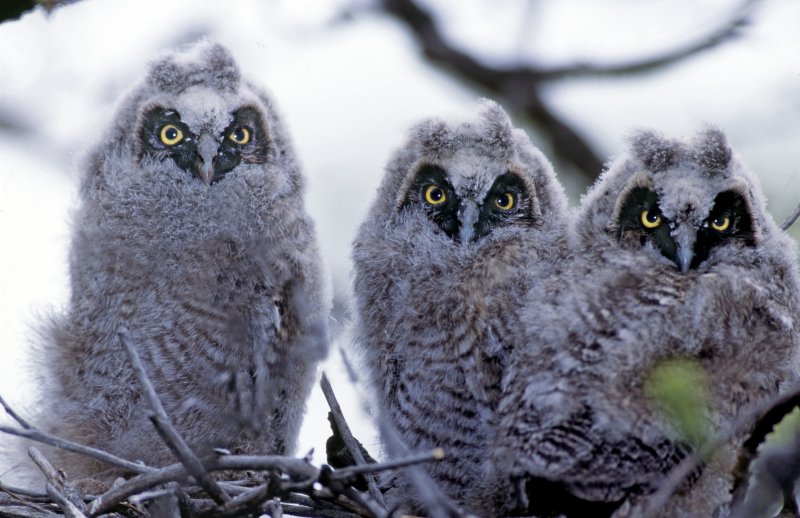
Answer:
[0, 0, 798, 475]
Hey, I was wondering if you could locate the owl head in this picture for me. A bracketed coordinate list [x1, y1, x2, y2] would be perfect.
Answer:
[365, 100, 568, 250]
[577, 127, 776, 272]
[88, 39, 302, 199]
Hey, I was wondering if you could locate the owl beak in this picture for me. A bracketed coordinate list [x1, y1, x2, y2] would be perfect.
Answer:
[196, 134, 218, 186]
[672, 223, 696, 273]
[459, 201, 480, 244]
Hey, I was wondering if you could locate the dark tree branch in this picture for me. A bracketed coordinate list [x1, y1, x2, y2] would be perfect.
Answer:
[321, 372, 386, 507]
[729, 387, 800, 512]
[535, 0, 761, 79]
[380, 0, 762, 185]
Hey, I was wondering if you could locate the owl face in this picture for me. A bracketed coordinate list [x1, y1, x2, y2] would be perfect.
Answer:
[138, 103, 269, 185]
[579, 127, 765, 273]
[614, 183, 755, 272]
[398, 162, 537, 244]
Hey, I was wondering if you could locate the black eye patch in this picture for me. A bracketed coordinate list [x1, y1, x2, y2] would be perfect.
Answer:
[400, 164, 461, 239]
[474, 172, 535, 239]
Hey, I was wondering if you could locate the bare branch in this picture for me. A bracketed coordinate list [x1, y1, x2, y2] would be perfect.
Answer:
[780, 202, 800, 231]
[0, 424, 152, 476]
[0, 481, 48, 500]
[28, 448, 86, 517]
[378, 422, 465, 518]
[379, 0, 763, 184]
[321, 372, 386, 507]
[117, 328, 231, 505]
[44, 484, 86, 518]
[536, 0, 762, 79]
[333, 448, 444, 479]
[0, 394, 32, 430]
[380, 0, 602, 183]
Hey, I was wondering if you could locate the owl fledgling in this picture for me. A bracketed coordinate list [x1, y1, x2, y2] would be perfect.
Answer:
[25, 40, 329, 482]
[494, 127, 800, 517]
[351, 101, 570, 515]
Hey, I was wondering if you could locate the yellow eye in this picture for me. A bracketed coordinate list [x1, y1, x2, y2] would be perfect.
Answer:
[229, 127, 251, 145]
[159, 124, 183, 146]
[710, 215, 730, 232]
[494, 192, 515, 211]
[640, 210, 661, 229]
[424, 184, 447, 205]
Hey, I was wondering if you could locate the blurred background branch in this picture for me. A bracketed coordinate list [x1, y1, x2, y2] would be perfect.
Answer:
[379, 0, 763, 184]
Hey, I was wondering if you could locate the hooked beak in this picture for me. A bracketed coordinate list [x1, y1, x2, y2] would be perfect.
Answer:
[459, 201, 480, 244]
[671, 223, 697, 273]
[195, 133, 218, 185]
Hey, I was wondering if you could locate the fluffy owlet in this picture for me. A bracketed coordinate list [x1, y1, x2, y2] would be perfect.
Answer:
[25, 40, 329, 482]
[494, 127, 800, 517]
[351, 101, 570, 515]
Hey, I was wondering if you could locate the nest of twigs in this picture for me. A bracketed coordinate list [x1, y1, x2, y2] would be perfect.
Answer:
[2, 330, 800, 517]
[0, 331, 445, 518]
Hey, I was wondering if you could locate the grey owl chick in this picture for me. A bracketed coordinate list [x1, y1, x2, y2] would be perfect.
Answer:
[351, 101, 570, 516]
[25, 40, 329, 483]
[494, 127, 800, 517]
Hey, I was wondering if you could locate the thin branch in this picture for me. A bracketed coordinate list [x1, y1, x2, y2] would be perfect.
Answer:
[212, 482, 271, 517]
[321, 372, 386, 507]
[0, 481, 49, 499]
[117, 328, 231, 505]
[0, 424, 153, 476]
[0, 393, 32, 429]
[28, 447, 86, 517]
[45, 484, 87, 518]
[642, 383, 800, 516]
[535, 0, 761, 79]
[780, 202, 800, 231]
[333, 448, 444, 479]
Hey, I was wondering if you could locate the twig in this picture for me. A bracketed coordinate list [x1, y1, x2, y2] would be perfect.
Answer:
[0, 481, 48, 499]
[0, 425, 151, 477]
[378, 422, 464, 518]
[0, 393, 32, 429]
[212, 482, 271, 517]
[45, 484, 87, 518]
[117, 328, 231, 505]
[88, 454, 318, 516]
[28, 447, 86, 516]
[341, 487, 387, 518]
[333, 448, 444, 479]
[780, 202, 800, 231]
[336, 349, 463, 518]
[321, 372, 386, 507]
[128, 487, 178, 505]
[642, 383, 800, 516]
